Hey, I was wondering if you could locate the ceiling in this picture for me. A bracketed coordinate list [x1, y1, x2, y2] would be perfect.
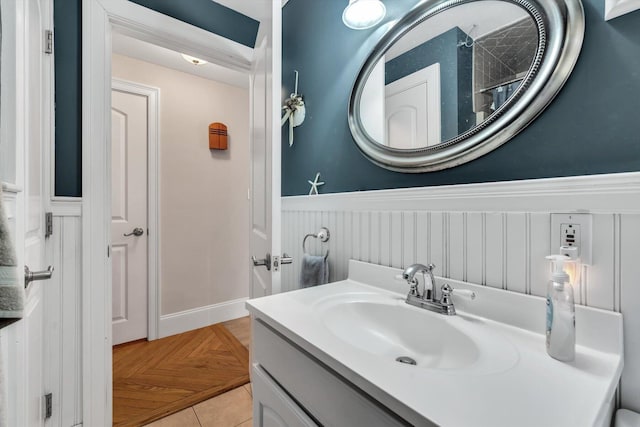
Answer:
[112, 1, 292, 88]
[111, 32, 250, 88]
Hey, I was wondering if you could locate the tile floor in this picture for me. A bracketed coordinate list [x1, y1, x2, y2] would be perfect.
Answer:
[144, 383, 253, 427]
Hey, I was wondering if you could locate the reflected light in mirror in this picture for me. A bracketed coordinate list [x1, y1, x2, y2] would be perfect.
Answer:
[342, 0, 386, 30]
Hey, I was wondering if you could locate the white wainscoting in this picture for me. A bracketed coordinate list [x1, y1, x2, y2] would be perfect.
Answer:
[281, 172, 640, 413]
[45, 208, 83, 427]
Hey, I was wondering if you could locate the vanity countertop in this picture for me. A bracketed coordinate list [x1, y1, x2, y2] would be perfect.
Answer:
[246, 260, 623, 427]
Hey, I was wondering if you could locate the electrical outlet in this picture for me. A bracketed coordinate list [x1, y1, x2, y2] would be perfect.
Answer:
[551, 213, 592, 265]
[560, 223, 580, 249]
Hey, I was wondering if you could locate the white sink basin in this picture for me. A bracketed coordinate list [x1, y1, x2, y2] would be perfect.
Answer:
[315, 292, 519, 374]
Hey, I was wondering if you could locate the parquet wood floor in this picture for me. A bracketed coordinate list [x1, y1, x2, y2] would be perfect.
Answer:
[113, 323, 250, 427]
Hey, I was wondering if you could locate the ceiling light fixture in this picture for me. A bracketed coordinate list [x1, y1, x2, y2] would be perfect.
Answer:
[342, 0, 386, 30]
[181, 54, 208, 65]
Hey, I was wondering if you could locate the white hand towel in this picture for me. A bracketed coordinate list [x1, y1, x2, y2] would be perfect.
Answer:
[299, 253, 329, 288]
[0, 187, 23, 329]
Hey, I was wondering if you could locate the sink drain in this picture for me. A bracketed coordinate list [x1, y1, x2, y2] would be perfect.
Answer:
[395, 356, 417, 365]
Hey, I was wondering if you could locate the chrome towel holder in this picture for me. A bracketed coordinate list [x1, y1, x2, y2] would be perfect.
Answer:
[302, 227, 330, 258]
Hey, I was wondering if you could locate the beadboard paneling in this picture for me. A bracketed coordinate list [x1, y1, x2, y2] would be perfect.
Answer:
[281, 172, 640, 412]
[45, 213, 83, 427]
[620, 214, 640, 410]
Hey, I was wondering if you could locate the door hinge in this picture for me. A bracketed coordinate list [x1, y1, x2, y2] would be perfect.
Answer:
[45, 212, 53, 238]
[44, 30, 53, 54]
[44, 393, 52, 419]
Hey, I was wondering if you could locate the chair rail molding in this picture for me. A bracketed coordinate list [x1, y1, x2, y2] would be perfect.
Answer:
[604, 0, 640, 20]
[281, 172, 640, 214]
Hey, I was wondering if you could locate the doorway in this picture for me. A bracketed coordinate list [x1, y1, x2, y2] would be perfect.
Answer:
[81, 1, 280, 424]
[109, 28, 255, 423]
[109, 32, 253, 345]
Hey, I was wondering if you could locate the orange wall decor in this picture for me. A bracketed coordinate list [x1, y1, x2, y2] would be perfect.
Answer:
[209, 122, 228, 150]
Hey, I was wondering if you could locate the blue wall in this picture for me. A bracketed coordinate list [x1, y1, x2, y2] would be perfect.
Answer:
[129, 0, 259, 48]
[54, 0, 82, 197]
[281, 0, 640, 196]
[53, 0, 259, 197]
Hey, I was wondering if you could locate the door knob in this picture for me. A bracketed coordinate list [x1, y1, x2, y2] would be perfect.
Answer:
[24, 265, 54, 288]
[252, 253, 271, 271]
[124, 227, 144, 237]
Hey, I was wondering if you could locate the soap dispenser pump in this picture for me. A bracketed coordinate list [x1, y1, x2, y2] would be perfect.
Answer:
[545, 255, 576, 362]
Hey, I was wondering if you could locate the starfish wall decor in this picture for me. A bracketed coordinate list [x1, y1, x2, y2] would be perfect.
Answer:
[308, 173, 325, 195]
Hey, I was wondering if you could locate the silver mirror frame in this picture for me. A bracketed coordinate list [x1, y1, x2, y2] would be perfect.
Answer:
[348, 0, 585, 172]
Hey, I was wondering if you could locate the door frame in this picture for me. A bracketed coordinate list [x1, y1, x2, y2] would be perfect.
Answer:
[82, 0, 255, 424]
[111, 78, 160, 341]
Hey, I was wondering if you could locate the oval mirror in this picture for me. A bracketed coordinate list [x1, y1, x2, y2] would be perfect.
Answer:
[348, 0, 584, 172]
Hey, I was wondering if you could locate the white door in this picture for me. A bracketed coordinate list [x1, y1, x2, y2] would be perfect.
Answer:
[250, 3, 282, 298]
[0, 0, 52, 425]
[111, 89, 149, 345]
[385, 63, 441, 148]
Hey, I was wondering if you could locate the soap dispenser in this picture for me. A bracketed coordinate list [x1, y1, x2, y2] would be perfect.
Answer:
[545, 254, 576, 362]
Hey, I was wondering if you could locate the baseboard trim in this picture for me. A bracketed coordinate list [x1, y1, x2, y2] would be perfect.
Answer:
[159, 298, 249, 339]
[282, 172, 640, 213]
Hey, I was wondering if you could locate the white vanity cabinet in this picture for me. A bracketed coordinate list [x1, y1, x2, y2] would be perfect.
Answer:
[251, 319, 413, 427]
[251, 365, 317, 427]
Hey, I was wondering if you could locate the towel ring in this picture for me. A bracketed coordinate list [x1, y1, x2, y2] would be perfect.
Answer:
[302, 227, 330, 259]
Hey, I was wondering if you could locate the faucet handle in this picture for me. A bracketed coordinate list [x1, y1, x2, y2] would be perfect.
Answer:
[440, 284, 476, 305]
[452, 289, 476, 300]
[440, 284, 453, 305]
[395, 274, 421, 297]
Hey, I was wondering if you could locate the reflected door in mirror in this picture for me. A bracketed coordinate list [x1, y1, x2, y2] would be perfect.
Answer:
[385, 63, 440, 149]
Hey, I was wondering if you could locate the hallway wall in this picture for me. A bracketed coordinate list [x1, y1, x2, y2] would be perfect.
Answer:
[112, 54, 251, 323]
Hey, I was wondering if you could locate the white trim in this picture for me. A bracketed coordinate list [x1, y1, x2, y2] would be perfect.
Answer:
[604, 0, 640, 20]
[158, 298, 249, 339]
[51, 195, 82, 203]
[271, 0, 283, 294]
[111, 78, 161, 341]
[97, 0, 253, 72]
[83, 1, 258, 424]
[50, 201, 82, 217]
[282, 172, 640, 214]
[83, 2, 112, 424]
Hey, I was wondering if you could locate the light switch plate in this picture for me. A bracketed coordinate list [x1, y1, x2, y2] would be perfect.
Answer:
[551, 213, 592, 265]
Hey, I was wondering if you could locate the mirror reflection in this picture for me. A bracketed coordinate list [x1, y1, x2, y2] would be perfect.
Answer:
[359, 1, 538, 149]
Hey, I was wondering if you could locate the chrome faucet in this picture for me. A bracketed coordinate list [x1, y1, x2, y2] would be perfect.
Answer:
[401, 263, 472, 315]
[402, 263, 437, 301]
